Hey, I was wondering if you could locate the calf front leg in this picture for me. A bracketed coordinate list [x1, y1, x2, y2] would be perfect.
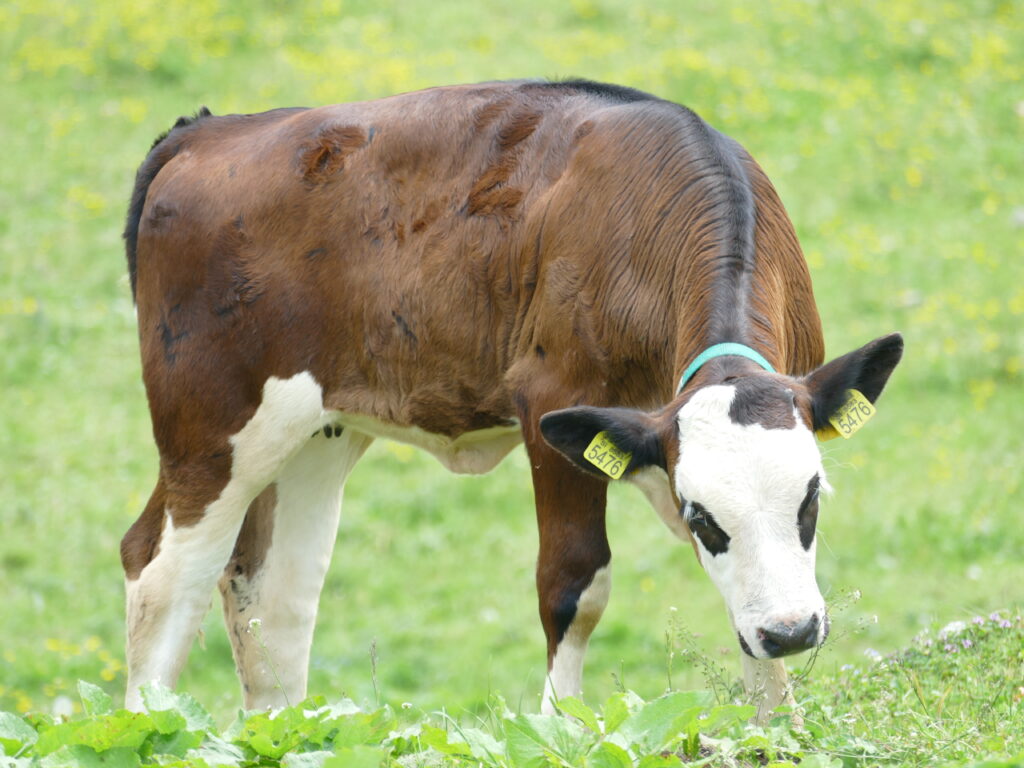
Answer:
[525, 433, 612, 714]
[742, 655, 798, 725]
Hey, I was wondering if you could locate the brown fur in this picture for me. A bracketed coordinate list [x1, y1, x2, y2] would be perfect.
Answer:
[121, 478, 166, 580]
[298, 124, 371, 185]
[223, 484, 277, 582]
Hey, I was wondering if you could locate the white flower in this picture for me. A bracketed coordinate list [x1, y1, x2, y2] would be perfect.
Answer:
[939, 620, 966, 638]
[52, 695, 74, 718]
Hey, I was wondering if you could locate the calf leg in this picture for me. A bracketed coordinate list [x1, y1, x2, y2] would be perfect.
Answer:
[219, 427, 372, 709]
[122, 373, 326, 710]
[742, 655, 797, 725]
[523, 423, 611, 714]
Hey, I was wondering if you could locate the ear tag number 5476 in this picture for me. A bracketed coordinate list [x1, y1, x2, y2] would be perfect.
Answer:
[823, 389, 876, 440]
[584, 431, 632, 479]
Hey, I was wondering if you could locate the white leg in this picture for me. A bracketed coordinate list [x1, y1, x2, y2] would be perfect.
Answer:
[220, 428, 371, 709]
[124, 373, 325, 710]
[541, 565, 612, 714]
[742, 655, 796, 724]
[124, 504, 245, 710]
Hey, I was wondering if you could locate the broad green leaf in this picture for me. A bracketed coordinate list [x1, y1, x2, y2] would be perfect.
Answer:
[457, 727, 504, 761]
[70, 715, 155, 753]
[39, 745, 141, 768]
[323, 744, 386, 768]
[248, 729, 302, 760]
[0, 712, 38, 755]
[601, 691, 644, 735]
[35, 713, 154, 756]
[504, 713, 595, 768]
[331, 709, 397, 748]
[186, 734, 245, 766]
[146, 728, 204, 757]
[617, 691, 712, 753]
[146, 709, 187, 736]
[140, 682, 215, 733]
[556, 696, 601, 733]
[33, 722, 86, 757]
[236, 709, 308, 758]
[236, 709, 298, 756]
[383, 723, 421, 757]
[419, 724, 472, 756]
[691, 704, 756, 735]
[586, 741, 633, 768]
[738, 732, 771, 751]
[77, 682, 113, 717]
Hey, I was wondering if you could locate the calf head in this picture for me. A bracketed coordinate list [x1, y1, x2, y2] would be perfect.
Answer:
[540, 333, 903, 660]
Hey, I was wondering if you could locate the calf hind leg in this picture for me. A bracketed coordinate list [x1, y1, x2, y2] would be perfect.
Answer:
[122, 373, 327, 710]
[219, 427, 372, 709]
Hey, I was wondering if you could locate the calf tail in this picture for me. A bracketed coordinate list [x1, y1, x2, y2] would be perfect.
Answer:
[123, 107, 212, 301]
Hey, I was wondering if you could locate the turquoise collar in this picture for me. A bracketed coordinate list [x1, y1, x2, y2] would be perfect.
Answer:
[676, 343, 775, 393]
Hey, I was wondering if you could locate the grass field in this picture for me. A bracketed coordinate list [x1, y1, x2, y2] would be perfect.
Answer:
[1, 0, 1022, 764]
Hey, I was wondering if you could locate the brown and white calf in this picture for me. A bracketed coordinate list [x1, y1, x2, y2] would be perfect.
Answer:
[121, 79, 902, 717]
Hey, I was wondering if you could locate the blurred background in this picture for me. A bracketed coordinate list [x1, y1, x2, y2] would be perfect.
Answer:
[0, 0, 1021, 720]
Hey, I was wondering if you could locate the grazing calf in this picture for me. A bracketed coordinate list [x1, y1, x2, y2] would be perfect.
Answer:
[120, 79, 902, 717]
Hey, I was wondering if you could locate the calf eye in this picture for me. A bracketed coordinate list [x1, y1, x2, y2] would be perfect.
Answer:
[683, 501, 730, 556]
[798, 475, 820, 550]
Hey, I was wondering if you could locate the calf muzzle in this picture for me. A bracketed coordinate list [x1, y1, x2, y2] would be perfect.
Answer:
[756, 613, 826, 658]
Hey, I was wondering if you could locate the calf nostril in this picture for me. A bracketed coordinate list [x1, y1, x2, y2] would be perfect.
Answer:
[796, 614, 820, 645]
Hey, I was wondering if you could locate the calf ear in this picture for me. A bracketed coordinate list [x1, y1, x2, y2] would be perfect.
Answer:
[539, 406, 665, 479]
[803, 333, 904, 431]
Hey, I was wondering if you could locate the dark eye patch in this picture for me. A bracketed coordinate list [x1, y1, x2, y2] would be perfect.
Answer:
[682, 500, 730, 556]
[798, 475, 820, 550]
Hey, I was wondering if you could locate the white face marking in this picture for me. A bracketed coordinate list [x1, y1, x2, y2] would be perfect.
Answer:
[674, 385, 827, 659]
[540, 565, 611, 714]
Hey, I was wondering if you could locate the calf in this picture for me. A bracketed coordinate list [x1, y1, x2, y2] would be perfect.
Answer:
[121, 79, 902, 717]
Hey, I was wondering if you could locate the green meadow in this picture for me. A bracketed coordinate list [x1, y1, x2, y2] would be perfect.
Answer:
[1, 0, 1022, 764]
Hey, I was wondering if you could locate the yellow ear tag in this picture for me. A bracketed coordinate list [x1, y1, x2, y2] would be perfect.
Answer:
[583, 431, 632, 479]
[815, 424, 841, 441]
[818, 389, 876, 441]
